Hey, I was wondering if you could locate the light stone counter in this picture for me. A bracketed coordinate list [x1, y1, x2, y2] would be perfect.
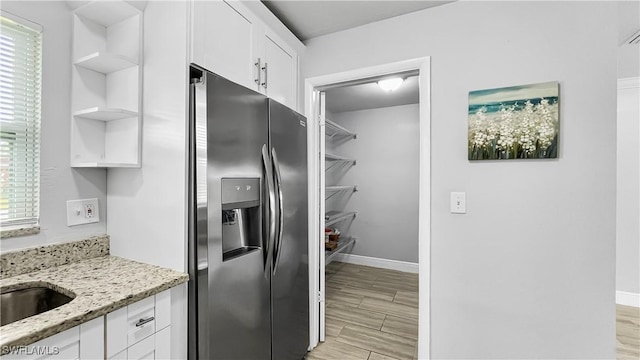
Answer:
[0, 237, 188, 354]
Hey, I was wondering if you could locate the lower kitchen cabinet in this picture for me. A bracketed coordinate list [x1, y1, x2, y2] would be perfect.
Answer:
[107, 289, 172, 360]
[1, 290, 171, 360]
[1, 317, 103, 360]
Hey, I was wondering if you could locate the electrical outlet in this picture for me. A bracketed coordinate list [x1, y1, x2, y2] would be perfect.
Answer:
[85, 203, 95, 218]
[67, 198, 99, 226]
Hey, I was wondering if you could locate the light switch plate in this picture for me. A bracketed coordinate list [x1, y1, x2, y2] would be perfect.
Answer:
[67, 198, 99, 226]
[450, 192, 466, 214]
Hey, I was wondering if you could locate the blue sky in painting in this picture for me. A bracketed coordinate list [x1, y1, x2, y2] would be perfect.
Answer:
[469, 81, 559, 106]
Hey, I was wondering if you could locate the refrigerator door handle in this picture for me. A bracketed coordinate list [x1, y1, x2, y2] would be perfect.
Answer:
[271, 147, 284, 275]
[262, 144, 277, 275]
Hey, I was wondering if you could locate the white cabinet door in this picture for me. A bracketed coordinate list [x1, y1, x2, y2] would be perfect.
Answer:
[79, 317, 104, 359]
[261, 30, 297, 109]
[106, 307, 128, 358]
[1, 327, 80, 360]
[191, 0, 260, 91]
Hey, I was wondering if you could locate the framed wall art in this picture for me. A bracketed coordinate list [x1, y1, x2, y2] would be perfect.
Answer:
[468, 81, 559, 160]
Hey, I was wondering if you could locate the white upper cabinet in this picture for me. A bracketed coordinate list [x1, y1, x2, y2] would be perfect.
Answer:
[261, 30, 297, 109]
[191, 1, 260, 91]
[190, 0, 299, 110]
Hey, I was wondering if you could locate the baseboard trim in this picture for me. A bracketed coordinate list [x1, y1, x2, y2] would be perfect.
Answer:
[332, 253, 419, 274]
[616, 291, 640, 307]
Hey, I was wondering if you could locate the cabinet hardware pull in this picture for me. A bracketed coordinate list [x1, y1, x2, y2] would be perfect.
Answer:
[261, 63, 268, 89]
[135, 316, 155, 327]
[254, 58, 261, 85]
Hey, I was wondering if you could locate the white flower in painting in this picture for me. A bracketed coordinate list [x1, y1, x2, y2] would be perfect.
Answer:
[469, 95, 558, 158]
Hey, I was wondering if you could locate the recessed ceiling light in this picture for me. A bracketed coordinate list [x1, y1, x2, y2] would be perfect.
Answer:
[377, 77, 404, 91]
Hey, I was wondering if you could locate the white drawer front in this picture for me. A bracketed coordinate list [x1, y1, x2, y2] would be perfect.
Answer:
[126, 335, 154, 360]
[127, 307, 155, 347]
[153, 327, 171, 360]
[109, 349, 127, 360]
[126, 295, 156, 347]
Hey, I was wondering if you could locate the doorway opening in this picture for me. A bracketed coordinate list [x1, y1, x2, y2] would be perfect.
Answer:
[305, 57, 431, 359]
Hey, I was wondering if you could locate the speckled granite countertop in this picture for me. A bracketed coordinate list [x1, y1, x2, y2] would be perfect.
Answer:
[0, 255, 189, 353]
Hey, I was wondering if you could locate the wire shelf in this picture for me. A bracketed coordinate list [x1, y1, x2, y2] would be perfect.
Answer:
[325, 119, 357, 140]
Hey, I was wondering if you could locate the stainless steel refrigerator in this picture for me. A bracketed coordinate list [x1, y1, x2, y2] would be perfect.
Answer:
[187, 65, 309, 360]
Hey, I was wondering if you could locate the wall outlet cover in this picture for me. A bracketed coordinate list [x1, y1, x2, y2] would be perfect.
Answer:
[67, 198, 99, 226]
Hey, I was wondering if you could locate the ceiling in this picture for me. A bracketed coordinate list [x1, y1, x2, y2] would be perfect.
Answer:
[325, 75, 419, 114]
[259, 1, 439, 113]
[261, 0, 453, 42]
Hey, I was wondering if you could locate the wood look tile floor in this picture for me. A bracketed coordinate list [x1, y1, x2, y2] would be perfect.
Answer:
[307, 262, 419, 360]
[307, 262, 640, 360]
[617, 304, 640, 360]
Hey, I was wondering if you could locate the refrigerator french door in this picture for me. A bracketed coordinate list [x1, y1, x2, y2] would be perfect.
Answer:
[188, 65, 309, 360]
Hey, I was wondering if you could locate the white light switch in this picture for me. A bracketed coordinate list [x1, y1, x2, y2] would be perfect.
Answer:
[450, 192, 466, 214]
[67, 198, 99, 226]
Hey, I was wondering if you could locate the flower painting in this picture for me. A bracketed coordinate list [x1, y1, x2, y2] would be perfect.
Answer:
[468, 81, 559, 160]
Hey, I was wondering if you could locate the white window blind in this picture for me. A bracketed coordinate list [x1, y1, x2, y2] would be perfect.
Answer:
[0, 13, 42, 228]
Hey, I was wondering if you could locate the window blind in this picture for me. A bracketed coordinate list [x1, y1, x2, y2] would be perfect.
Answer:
[0, 14, 42, 228]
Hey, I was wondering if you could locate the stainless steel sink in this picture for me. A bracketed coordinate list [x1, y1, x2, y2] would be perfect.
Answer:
[0, 286, 75, 326]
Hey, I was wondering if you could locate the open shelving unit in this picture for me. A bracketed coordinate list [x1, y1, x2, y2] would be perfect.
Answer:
[323, 117, 358, 262]
[70, 1, 143, 168]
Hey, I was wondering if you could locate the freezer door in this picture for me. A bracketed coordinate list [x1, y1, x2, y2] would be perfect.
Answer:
[269, 100, 310, 360]
[193, 69, 272, 360]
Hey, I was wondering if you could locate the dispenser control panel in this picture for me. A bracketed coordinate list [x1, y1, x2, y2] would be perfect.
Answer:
[221, 178, 260, 206]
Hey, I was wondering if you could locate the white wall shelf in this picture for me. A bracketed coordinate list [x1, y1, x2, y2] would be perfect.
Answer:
[326, 119, 357, 140]
[71, 1, 143, 168]
[72, 162, 141, 168]
[74, 52, 138, 74]
[74, 107, 138, 121]
[74, 1, 140, 27]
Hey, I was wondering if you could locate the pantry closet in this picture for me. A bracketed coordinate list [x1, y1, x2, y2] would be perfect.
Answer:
[321, 76, 420, 267]
[312, 75, 421, 358]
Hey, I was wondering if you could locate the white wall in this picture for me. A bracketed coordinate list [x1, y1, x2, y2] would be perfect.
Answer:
[106, 1, 188, 273]
[106, 2, 189, 358]
[329, 104, 419, 263]
[0, 2, 107, 252]
[303, 2, 617, 358]
[616, 78, 640, 302]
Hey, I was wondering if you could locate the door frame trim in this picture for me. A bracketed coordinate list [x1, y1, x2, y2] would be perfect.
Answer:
[304, 56, 431, 359]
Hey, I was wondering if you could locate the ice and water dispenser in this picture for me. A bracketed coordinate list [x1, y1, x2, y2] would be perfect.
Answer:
[221, 178, 261, 261]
